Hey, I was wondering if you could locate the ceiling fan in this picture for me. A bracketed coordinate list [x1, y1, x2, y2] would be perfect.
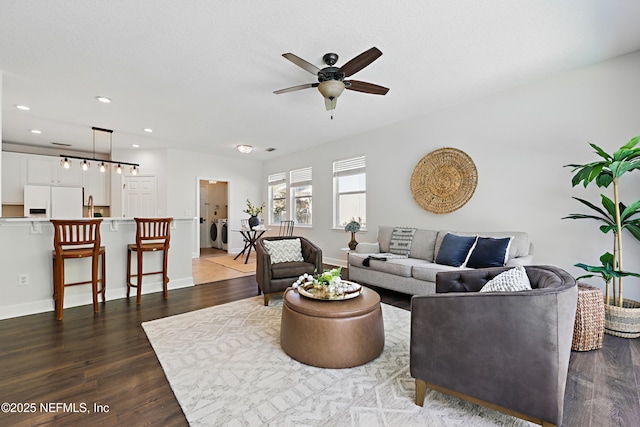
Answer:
[274, 47, 389, 114]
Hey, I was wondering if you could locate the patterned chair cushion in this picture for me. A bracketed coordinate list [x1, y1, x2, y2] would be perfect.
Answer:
[262, 238, 305, 264]
[479, 266, 532, 292]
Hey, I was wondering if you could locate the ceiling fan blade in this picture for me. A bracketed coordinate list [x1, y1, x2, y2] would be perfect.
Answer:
[282, 53, 321, 75]
[345, 80, 389, 95]
[337, 47, 382, 77]
[273, 83, 318, 94]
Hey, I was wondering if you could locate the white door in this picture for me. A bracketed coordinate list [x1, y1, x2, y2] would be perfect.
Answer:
[199, 183, 210, 248]
[123, 175, 157, 217]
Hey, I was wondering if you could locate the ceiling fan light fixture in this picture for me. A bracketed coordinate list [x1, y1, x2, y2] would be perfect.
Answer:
[237, 144, 253, 154]
[317, 80, 345, 100]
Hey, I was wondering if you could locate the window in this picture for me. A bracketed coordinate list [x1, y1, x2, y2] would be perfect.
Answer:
[290, 167, 312, 225]
[268, 172, 287, 224]
[333, 156, 366, 228]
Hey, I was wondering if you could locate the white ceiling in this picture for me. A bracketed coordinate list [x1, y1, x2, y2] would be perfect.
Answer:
[2, 1, 640, 160]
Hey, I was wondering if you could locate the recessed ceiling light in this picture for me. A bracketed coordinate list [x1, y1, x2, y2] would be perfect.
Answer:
[143, 128, 153, 133]
[237, 144, 253, 154]
[95, 96, 112, 103]
[29, 129, 42, 134]
[16, 105, 30, 111]
[131, 144, 140, 148]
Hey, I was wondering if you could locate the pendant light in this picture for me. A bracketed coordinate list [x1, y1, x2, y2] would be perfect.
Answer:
[58, 127, 140, 173]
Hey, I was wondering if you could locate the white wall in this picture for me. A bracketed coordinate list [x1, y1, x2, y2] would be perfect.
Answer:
[110, 147, 263, 256]
[262, 50, 640, 301]
[110, 148, 169, 217]
[164, 148, 263, 256]
[0, 71, 3, 216]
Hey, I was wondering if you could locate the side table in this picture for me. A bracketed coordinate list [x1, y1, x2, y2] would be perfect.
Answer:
[572, 283, 605, 351]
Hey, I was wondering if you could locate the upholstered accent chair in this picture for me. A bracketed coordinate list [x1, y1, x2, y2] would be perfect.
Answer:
[410, 265, 578, 427]
[255, 236, 322, 306]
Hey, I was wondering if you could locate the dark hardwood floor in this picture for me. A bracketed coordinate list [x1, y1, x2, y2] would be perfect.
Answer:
[0, 276, 638, 426]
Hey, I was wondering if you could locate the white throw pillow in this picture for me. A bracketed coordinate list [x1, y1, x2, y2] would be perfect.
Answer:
[479, 266, 532, 293]
[262, 238, 305, 264]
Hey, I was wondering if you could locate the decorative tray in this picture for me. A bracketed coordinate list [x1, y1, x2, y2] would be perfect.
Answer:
[297, 280, 363, 301]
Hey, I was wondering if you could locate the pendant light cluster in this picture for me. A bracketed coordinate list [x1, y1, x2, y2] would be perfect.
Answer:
[59, 127, 140, 175]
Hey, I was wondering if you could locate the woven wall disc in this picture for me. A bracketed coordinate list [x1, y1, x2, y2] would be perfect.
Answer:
[410, 147, 478, 214]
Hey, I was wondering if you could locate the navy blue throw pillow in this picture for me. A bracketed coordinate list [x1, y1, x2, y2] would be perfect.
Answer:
[435, 234, 477, 267]
[466, 237, 512, 268]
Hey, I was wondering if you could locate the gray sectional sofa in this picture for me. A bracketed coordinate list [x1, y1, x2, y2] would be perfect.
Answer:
[348, 226, 533, 295]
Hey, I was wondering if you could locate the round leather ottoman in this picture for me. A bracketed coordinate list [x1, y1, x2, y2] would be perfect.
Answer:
[280, 286, 385, 368]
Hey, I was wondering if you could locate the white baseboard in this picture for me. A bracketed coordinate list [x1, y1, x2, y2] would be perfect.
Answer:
[324, 257, 347, 268]
[0, 278, 195, 320]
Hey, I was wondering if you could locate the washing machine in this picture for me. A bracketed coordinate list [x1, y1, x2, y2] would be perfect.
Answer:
[219, 218, 228, 250]
[210, 220, 221, 248]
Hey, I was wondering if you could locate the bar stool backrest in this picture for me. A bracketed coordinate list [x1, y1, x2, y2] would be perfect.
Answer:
[51, 219, 103, 255]
[279, 220, 295, 236]
[134, 218, 172, 248]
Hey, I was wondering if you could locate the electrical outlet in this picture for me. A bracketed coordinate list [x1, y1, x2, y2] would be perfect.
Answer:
[18, 274, 30, 287]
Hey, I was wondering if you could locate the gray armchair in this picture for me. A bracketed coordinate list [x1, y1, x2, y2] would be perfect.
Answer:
[256, 236, 322, 306]
[410, 265, 577, 427]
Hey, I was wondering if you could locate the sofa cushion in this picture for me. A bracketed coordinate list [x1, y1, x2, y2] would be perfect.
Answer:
[466, 237, 512, 268]
[262, 238, 304, 264]
[435, 233, 477, 267]
[435, 231, 530, 260]
[348, 252, 372, 268]
[271, 261, 316, 279]
[357, 256, 427, 278]
[409, 228, 439, 261]
[377, 226, 395, 253]
[389, 227, 417, 256]
[479, 266, 532, 293]
[412, 262, 469, 282]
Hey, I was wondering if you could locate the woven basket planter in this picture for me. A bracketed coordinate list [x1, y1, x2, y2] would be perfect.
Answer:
[572, 284, 605, 351]
[604, 298, 640, 338]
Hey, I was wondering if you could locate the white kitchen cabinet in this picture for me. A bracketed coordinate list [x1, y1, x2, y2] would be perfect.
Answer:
[26, 155, 83, 186]
[4, 152, 111, 207]
[58, 161, 84, 186]
[83, 167, 110, 206]
[2, 152, 27, 204]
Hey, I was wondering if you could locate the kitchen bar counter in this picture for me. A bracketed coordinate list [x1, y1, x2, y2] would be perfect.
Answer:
[0, 217, 195, 320]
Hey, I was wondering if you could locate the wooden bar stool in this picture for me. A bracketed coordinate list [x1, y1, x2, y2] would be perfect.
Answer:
[126, 218, 172, 304]
[279, 220, 295, 236]
[50, 219, 106, 320]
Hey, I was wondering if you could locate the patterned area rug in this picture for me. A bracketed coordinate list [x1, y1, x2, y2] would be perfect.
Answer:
[142, 296, 534, 426]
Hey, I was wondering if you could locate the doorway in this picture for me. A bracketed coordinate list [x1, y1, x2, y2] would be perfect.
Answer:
[198, 180, 228, 250]
[194, 179, 252, 284]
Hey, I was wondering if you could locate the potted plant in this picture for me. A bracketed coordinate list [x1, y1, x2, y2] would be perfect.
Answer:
[243, 199, 265, 229]
[565, 135, 640, 337]
[575, 253, 640, 338]
[344, 220, 361, 250]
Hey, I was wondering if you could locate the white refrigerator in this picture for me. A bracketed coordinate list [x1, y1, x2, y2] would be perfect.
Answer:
[24, 185, 84, 218]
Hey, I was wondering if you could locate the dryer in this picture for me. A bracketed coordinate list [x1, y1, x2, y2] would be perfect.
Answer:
[210, 220, 221, 248]
[219, 219, 228, 250]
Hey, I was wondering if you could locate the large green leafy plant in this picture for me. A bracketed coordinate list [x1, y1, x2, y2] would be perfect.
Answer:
[565, 136, 640, 306]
